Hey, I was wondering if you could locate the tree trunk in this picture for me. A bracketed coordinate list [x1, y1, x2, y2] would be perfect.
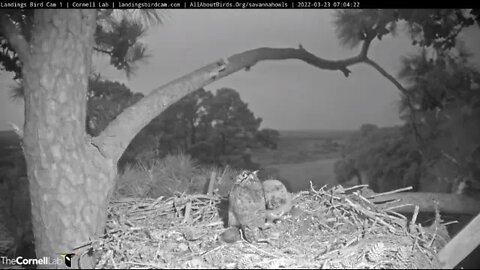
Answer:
[3, 8, 476, 268]
[21, 10, 116, 268]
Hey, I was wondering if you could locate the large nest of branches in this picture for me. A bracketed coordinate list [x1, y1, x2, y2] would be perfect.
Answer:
[82, 184, 449, 269]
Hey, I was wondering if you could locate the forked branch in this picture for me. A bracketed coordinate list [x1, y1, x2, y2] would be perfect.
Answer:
[92, 37, 412, 163]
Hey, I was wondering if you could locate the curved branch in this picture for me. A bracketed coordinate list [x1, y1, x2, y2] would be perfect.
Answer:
[0, 14, 30, 62]
[92, 44, 373, 161]
[91, 39, 411, 163]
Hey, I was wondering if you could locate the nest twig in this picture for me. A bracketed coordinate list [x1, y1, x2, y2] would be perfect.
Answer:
[81, 184, 447, 269]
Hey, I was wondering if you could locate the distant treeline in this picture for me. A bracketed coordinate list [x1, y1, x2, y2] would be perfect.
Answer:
[86, 77, 280, 171]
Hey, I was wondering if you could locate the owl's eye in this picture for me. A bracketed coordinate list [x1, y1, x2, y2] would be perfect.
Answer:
[236, 170, 250, 183]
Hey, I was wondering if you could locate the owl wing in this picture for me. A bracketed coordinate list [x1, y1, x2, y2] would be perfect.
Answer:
[229, 182, 266, 227]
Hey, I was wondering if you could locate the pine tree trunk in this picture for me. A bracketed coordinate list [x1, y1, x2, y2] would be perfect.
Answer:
[21, 10, 116, 268]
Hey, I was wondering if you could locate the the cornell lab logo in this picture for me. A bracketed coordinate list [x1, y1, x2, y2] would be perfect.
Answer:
[58, 253, 75, 267]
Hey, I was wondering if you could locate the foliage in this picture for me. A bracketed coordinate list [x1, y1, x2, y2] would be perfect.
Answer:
[118, 88, 212, 169]
[334, 9, 480, 193]
[0, 9, 163, 95]
[335, 124, 422, 192]
[256, 128, 280, 149]
[121, 87, 272, 171]
[113, 162, 154, 198]
[153, 88, 213, 156]
[335, 50, 480, 193]
[334, 9, 398, 49]
[94, 9, 162, 77]
[207, 88, 262, 156]
[114, 154, 197, 198]
[0, 9, 34, 80]
[334, 9, 480, 51]
[397, 46, 480, 191]
[87, 74, 144, 136]
[114, 153, 242, 198]
[84, 81, 270, 171]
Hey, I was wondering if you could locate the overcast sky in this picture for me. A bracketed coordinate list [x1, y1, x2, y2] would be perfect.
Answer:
[1, 10, 479, 131]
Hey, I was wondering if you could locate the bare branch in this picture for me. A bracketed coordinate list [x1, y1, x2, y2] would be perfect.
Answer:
[92, 46, 368, 161]
[364, 58, 410, 96]
[363, 57, 422, 141]
[92, 39, 414, 163]
[0, 14, 30, 61]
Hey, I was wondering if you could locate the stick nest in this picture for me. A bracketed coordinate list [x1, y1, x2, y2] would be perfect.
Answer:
[80, 184, 449, 269]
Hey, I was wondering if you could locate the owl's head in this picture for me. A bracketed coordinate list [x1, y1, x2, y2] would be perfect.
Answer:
[235, 170, 259, 184]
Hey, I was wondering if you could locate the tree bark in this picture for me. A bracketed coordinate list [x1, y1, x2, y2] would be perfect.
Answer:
[90, 35, 416, 166]
[91, 45, 357, 162]
[21, 10, 116, 268]
[3, 9, 476, 269]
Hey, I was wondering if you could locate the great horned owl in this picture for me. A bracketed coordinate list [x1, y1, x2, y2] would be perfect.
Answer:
[263, 179, 293, 223]
[228, 170, 267, 243]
